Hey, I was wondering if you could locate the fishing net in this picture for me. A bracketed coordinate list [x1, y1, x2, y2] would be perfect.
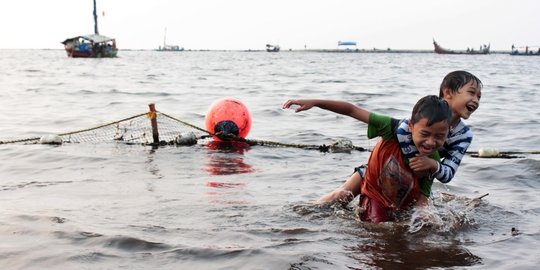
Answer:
[0, 110, 210, 146]
[0, 105, 355, 152]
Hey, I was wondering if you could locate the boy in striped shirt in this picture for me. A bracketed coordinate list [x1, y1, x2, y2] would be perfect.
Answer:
[303, 71, 482, 207]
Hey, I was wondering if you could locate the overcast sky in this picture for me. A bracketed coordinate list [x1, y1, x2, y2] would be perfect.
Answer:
[1, 0, 538, 51]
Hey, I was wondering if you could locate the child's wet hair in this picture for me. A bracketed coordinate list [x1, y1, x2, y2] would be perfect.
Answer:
[411, 95, 452, 126]
[439, 70, 483, 97]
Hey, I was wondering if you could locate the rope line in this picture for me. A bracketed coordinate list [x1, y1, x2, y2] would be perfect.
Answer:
[0, 110, 538, 159]
[0, 136, 42, 144]
[157, 110, 341, 151]
[466, 151, 540, 159]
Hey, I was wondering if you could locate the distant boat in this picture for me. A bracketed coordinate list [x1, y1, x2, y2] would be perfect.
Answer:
[337, 40, 358, 51]
[433, 39, 489, 55]
[61, 0, 118, 58]
[338, 41, 357, 46]
[510, 45, 540, 56]
[156, 28, 184, 52]
[266, 44, 280, 52]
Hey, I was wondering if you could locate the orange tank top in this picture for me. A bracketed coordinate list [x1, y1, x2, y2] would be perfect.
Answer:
[361, 139, 420, 210]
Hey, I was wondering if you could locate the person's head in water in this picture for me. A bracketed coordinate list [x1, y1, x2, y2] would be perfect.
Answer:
[409, 95, 452, 156]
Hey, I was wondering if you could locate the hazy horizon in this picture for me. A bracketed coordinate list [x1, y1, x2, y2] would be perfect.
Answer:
[1, 0, 538, 51]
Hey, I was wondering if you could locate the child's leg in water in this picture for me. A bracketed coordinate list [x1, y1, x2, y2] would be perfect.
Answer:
[317, 170, 363, 204]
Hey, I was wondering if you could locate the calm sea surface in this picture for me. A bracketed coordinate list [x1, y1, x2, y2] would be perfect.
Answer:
[0, 49, 539, 269]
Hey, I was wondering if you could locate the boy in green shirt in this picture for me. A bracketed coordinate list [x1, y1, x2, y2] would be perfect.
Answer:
[283, 95, 452, 222]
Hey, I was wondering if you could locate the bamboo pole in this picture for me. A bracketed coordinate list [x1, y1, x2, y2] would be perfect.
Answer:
[148, 103, 159, 144]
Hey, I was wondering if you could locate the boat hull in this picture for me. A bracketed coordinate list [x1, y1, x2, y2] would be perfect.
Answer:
[64, 46, 118, 58]
[266, 44, 280, 52]
[62, 35, 118, 58]
[156, 46, 184, 52]
[433, 40, 489, 55]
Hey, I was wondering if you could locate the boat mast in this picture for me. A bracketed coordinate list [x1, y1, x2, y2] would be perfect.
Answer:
[163, 27, 167, 47]
[93, 0, 99, 34]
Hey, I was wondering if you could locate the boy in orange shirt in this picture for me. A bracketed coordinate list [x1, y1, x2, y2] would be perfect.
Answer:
[283, 95, 452, 222]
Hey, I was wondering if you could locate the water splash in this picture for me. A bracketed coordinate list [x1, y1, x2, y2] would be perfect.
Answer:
[408, 192, 487, 234]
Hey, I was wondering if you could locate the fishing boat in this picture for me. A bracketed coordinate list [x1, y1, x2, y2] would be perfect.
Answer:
[266, 44, 280, 52]
[337, 41, 358, 51]
[338, 41, 357, 46]
[433, 39, 490, 55]
[510, 45, 540, 56]
[61, 0, 118, 58]
[156, 28, 184, 52]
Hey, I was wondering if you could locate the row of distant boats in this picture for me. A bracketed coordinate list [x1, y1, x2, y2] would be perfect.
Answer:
[433, 39, 539, 56]
[61, 1, 539, 58]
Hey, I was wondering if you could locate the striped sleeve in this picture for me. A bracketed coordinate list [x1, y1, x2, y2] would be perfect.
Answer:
[433, 122, 473, 183]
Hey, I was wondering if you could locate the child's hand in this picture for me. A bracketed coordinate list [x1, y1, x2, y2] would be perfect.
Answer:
[282, 99, 314, 113]
[409, 155, 438, 176]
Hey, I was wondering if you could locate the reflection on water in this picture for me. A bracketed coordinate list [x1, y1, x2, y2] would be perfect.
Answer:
[204, 140, 254, 205]
[291, 191, 489, 269]
[204, 141, 255, 176]
[346, 226, 482, 269]
[347, 192, 489, 268]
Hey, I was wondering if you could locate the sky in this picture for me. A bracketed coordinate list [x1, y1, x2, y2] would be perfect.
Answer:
[1, 0, 539, 51]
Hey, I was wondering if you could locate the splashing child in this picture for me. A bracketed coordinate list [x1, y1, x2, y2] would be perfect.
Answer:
[316, 71, 482, 206]
[283, 95, 452, 222]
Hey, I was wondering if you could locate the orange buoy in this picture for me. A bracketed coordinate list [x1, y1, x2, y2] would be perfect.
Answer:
[205, 98, 251, 141]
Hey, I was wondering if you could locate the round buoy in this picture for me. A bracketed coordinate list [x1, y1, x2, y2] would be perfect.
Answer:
[205, 98, 251, 141]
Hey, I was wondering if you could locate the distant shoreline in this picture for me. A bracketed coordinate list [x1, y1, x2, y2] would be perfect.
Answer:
[1, 48, 513, 54]
[140, 48, 515, 54]
[245, 48, 513, 54]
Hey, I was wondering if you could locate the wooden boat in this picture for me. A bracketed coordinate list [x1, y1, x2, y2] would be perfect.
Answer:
[510, 45, 540, 56]
[433, 39, 490, 55]
[156, 28, 184, 52]
[62, 34, 117, 58]
[266, 44, 280, 52]
[61, 0, 118, 58]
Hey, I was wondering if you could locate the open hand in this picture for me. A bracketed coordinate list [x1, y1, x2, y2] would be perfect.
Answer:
[282, 99, 315, 113]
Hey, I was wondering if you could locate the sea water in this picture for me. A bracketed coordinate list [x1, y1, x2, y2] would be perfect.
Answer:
[0, 49, 539, 269]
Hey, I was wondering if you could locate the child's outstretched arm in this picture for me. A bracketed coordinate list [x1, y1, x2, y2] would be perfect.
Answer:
[283, 99, 370, 124]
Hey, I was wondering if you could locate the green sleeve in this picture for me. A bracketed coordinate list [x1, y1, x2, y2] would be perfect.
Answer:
[367, 112, 394, 140]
